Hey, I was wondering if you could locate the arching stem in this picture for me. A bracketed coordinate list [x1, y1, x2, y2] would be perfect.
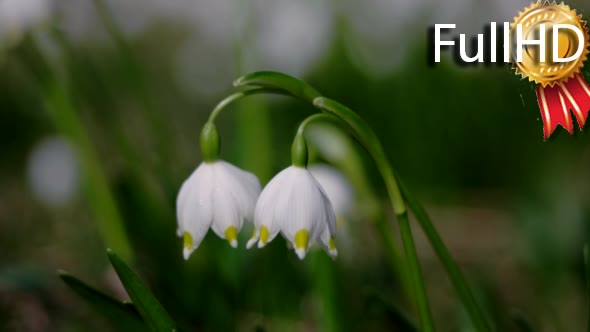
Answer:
[312, 98, 434, 332]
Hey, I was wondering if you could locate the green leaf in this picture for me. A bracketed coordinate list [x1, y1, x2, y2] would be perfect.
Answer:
[107, 249, 180, 332]
[58, 270, 145, 331]
[397, 176, 492, 332]
[233, 71, 321, 103]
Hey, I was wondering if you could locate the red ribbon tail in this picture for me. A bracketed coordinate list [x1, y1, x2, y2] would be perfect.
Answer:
[536, 74, 590, 139]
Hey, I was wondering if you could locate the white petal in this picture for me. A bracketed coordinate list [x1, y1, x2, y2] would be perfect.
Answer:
[279, 167, 326, 245]
[209, 165, 242, 247]
[217, 161, 261, 222]
[253, 167, 293, 247]
[318, 223, 338, 259]
[246, 228, 260, 249]
[176, 163, 214, 259]
[250, 165, 341, 259]
[295, 247, 307, 260]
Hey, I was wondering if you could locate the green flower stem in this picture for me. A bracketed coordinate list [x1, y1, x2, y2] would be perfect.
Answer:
[208, 87, 289, 123]
[209, 74, 433, 330]
[303, 122, 414, 305]
[374, 214, 414, 305]
[297, 112, 413, 305]
[312, 98, 406, 215]
[293, 113, 339, 168]
[312, 98, 434, 332]
[233, 71, 491, 332]
[233, 71, 322, 103]
[397, 176, 492, 332]
[294, 104, 435, 330]
[43, 80, 133, 261]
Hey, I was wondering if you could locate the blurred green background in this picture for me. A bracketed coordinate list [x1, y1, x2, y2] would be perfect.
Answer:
[1, 0, 590, 331]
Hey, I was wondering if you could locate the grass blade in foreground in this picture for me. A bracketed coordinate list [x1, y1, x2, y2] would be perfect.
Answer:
[398, 177, 492, 332]
[58, 271, 145, 331]
[107, 249, 180, 332]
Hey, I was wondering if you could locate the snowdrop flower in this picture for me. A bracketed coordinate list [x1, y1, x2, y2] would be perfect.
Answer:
[247, 136, 337, 259]
[176, 123, 261, 260]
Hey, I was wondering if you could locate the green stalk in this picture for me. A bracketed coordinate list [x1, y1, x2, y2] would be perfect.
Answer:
[297, 114, 413, 305]
[232, 71, 492, 332]
[205, 74, 434, 330]
[304, 122, 413, 304]
[374, 215, 413, 304]
[397, 177, 492, 332]
[43, 80, 133, 261]
[312, 99, 434, 332]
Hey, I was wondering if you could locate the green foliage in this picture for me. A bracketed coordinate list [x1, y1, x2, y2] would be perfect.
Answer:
[58, 271, 145, 331]
[106, 250, 180, 332]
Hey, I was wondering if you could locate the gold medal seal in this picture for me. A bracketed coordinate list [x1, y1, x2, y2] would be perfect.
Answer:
[511, 1, 589, 87]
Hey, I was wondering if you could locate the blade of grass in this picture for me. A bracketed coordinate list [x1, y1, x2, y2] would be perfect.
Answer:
[58, 270, 145, 331]
[397, 176, 492, 332]
[19, 35, 134, 261]
[42, 80, 133, 260]
[107, 249, 179, 332]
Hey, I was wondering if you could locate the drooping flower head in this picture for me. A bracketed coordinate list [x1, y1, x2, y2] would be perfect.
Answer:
[247, 135, 337, 259]
[176, 123, 261, 260]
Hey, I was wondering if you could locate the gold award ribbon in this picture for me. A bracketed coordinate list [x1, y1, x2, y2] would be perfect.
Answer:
[510, 1, 590, 139]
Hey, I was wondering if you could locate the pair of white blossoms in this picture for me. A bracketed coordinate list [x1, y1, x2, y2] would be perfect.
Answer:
[176, 160, 338, 260]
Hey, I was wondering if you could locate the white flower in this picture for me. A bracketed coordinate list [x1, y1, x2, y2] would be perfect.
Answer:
[176, 160, 261, 260]
[308, 164, 353, 218]
[247, 166, 337, 259]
